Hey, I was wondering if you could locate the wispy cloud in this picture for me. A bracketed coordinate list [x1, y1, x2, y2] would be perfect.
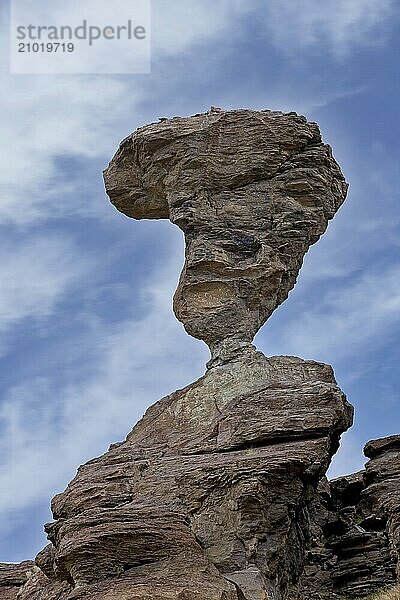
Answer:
[0, 235, 89, 354]
[261, 0, 396, 58]
[0, 73, 143, 225]
[154, 0, 396, 60]
[153, 0, 237, 55]
[278, 264, 400, 362]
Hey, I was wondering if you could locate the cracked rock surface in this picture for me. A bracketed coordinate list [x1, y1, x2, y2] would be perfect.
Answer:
[13, 353, 353, 599]
[104, 108, 348, 362]
[7, 108, 397, 600]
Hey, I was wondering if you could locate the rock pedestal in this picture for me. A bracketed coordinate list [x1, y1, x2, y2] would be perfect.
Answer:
[3, 109, 396, 600]
[13, 353, 353, 599]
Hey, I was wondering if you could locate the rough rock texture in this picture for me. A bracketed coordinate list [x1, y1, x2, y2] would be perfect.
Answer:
[8, 108, 391, 600]
[290, 435, 400, 599]
[15, 353, 352, 599]
[0, 563, 34, 599]
[104, 108, 348, 363]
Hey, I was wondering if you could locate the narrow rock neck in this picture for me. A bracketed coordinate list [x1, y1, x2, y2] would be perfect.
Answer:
[206, 338, 258, 369]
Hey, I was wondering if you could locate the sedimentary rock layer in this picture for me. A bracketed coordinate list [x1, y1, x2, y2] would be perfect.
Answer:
[104, 108, 348, 362]
[15, 352, 353, 599]
[0, 562, 33, 599]
[290, 434, 400, 599]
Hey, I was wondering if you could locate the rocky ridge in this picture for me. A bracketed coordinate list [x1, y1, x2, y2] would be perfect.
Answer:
[291, 435, 400, 599]
[1, 109, 398, 599]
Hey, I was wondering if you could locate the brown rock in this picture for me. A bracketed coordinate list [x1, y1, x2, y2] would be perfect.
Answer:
[290, 435, 400, 599]
[19, 353, 352, 599]
[17, 566, 71, 600]
[363, 435, 400, 581]
[103, 108, 347, 363]
[0, 562, 34, 599]
[364, 435, 400, 459]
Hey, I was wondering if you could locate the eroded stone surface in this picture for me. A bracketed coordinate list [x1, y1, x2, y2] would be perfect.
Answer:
[10, 433, 400, 600]
[290, 435, 400, 599]
[104, 108, 348, 361]
[0, 563, 33, 600]
[14, 354, 352, 599]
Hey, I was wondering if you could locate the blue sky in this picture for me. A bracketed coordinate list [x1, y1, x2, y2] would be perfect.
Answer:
[0, 0, 399, 562]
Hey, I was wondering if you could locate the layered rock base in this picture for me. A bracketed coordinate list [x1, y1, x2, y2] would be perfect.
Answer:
[3, 352, 353, 599]
[292, 435, 400, 599]
[1, 109, 398, 599]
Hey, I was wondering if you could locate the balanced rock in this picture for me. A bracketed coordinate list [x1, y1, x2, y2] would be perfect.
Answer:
[104, 108, 348, 362]
[4, 109, 357, 600]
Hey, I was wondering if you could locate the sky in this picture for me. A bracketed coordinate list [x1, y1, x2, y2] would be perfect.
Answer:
[0, 0, 399, 563]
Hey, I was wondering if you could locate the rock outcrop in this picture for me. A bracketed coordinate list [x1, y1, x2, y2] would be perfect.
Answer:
[3, 108, 397, 599]
[290, 435, 400, 599]
[103, 108, 348, 363]
[15, 354, 353, 600]
[0, 563, 33, 599]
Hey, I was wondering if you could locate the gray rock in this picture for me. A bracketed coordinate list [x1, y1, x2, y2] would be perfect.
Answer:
[8, 108, 360, 600]
[16, 354, 352, 599]
[104, 108, 348, 363]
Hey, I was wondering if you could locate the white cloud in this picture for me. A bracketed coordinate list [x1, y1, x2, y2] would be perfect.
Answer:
[261, 0, 396, 58]
[153, 0, 396, 59]
[152, 0, 241, 55]
[0, 72, 143, 224]
[0, 235, 89, 354]
[259, 263, 400, 364]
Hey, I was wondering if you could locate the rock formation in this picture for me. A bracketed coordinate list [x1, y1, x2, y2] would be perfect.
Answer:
[18, 354, 353, 600]
[1, 108, 398, 599]
[291, 434, 400, 599]
[0, 563, 33, 599]
[103, 108, 347, 363]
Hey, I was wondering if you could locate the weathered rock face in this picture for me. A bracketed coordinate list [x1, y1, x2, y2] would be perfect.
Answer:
[290, 435, 400, 599]
[104, 108, 348, 362]
[0, 563, 33, 599]
[16, 353, 352, 599]
[8, 434, 400, 600]
[3, 108, 365, 600]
